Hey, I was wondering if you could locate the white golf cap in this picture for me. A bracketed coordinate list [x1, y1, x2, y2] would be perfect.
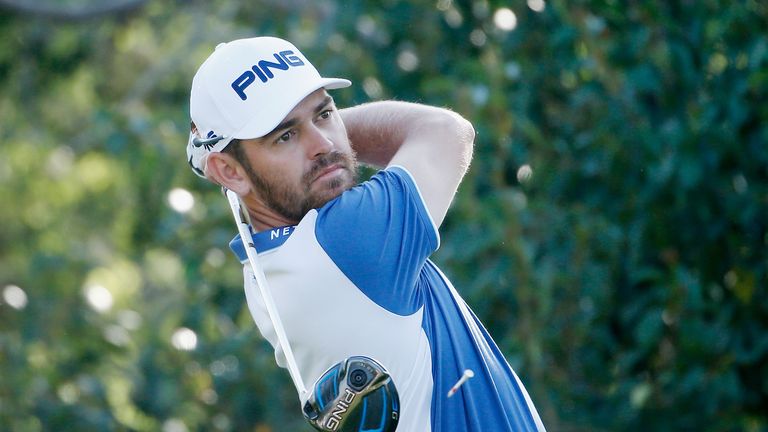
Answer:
[186, 36, 351, 177]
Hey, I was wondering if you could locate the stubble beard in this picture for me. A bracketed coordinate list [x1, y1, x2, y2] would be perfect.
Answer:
[244, 150, 359, 222]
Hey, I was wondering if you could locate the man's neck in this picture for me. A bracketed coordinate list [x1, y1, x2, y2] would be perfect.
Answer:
[242, 196, 299, 232]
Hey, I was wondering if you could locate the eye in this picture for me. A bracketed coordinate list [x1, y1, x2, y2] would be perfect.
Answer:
[318, 109, 332, 120]
[275, 130, 295, 144]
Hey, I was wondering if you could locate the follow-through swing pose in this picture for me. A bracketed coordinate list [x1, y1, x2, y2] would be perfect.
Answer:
[186, 36, 545, 431]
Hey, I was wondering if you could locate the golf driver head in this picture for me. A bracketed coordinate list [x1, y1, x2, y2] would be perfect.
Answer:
[302, 356, 400, 431]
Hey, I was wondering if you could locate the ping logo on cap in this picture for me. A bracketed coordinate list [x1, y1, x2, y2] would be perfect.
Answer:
[231, 50, 306, 101]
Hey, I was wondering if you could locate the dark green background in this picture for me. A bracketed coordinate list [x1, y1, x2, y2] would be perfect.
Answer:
[1, 0, 766, 430]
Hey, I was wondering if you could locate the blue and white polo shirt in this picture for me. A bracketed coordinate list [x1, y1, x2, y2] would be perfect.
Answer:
[230, 166, 545, 431]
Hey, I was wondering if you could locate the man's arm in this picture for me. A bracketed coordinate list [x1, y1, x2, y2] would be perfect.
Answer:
[339, 101, 475, 227]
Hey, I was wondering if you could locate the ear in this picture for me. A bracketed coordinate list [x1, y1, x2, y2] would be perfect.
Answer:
[205, 152, 251, 195]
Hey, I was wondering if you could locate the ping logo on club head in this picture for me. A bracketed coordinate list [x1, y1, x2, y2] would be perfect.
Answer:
[325, 388, 356, 431]
[231, 50, 306, 101]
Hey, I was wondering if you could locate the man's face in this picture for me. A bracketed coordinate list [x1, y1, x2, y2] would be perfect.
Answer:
[236, 89, 358, 222]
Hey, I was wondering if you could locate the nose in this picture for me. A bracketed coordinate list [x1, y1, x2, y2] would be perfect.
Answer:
[305, 124, 334, 159]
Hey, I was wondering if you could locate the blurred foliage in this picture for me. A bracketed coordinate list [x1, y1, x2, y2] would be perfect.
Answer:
[0, 0, 766, 431]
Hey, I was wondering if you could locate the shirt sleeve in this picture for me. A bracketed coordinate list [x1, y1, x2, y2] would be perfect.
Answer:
[314, 165, 440, 316]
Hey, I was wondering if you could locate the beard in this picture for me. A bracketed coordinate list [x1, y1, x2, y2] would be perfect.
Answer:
[244, 150, 359, 222]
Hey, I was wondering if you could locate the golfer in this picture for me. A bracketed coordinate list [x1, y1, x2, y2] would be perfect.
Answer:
[186, 36, 545, 431]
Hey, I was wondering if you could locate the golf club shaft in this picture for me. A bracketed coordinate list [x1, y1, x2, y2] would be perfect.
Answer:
[225, 189, 308, 397]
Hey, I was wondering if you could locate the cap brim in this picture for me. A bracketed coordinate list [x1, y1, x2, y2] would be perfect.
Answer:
[232, 77, 351, 140]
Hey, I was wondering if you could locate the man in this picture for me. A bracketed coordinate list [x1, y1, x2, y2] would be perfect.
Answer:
[186, 36, 545, 431]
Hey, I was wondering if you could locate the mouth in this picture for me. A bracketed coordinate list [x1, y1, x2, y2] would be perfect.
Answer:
[312, 164, 344, 184]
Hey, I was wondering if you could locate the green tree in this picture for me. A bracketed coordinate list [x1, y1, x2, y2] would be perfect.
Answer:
[0, 0, 765, 430]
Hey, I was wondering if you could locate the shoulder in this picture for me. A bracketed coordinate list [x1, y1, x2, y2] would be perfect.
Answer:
[317, 166, 439, 247]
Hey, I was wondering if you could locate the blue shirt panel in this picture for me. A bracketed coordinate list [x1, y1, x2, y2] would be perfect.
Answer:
[420, 261, 542, 431]
[314, 166, 438, 316]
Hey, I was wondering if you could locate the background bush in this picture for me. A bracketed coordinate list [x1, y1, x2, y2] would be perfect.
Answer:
[0, 0, 765, 430]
